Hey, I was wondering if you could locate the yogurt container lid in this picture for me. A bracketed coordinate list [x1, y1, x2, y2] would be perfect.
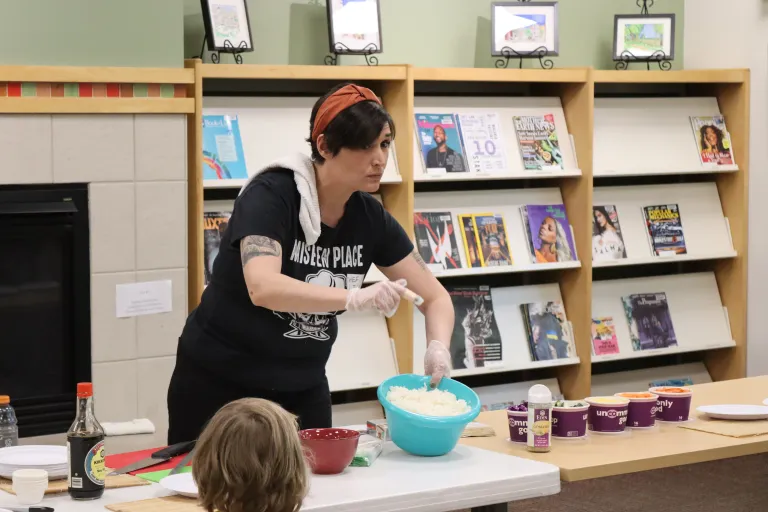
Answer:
[585, 396, 630, 405]
[615, 392, 657, 401]
[649, 386, 692, 395]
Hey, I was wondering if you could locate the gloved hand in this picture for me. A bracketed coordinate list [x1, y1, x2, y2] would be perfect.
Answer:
[345, 279, 407, 318]
[424, 340, 451, 388]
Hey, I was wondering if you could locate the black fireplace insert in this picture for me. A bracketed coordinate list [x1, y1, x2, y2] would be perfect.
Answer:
[0, 183, 91, 437]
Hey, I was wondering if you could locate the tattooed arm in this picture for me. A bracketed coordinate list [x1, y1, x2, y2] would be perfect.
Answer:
[240, 235, 348, 313]
[379, 249, 454, 343]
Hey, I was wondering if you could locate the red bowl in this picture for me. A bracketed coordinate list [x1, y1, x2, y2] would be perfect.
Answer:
[299, 428, 360, 475]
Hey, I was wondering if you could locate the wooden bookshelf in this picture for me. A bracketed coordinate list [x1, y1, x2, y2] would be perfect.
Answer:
[185, 64, 749, 401]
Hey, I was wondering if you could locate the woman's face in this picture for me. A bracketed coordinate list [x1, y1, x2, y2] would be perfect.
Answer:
[594, 210, 606, 227]
[539, 217, 557, 244]
[705, 127, 718, 147]
[320, 126, 392, 193]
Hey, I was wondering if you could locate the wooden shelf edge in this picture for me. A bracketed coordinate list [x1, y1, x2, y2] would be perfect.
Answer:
[594, 69, 749, 84]
[0, 98, 195, 114]
[412, 67, 590, 83]
[200, 63, 408, 81]
[0, 65, 194, 84]
[592, 341, 736, 364]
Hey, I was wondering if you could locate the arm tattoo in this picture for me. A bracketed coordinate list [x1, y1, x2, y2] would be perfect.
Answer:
[411, 249, 429, 272]
[240, 235, 281, 267]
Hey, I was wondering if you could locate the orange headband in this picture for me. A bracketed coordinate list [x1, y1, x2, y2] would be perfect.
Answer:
[311, 84, 382, 143]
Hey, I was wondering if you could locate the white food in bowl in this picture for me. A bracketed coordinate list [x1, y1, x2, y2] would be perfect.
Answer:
[386, 386, 471, 416]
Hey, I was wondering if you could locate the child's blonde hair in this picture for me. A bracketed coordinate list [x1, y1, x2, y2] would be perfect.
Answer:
[192, 398, 309, 512]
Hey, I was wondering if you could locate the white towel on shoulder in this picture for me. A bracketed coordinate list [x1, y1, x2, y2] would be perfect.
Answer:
[238, 153, 322, 246]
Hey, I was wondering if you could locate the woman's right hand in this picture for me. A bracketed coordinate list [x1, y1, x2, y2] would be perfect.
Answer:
[345, 279, 407, 317]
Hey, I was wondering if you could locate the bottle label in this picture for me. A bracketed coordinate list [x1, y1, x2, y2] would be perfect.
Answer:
[85, 440, 106, 485]
[531, 408, 551, 447]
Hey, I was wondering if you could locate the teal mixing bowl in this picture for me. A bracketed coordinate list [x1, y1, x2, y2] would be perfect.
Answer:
[377, 374, 481, 457]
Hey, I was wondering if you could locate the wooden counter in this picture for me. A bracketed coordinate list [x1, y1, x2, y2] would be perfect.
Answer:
[460, 376, 768, 482]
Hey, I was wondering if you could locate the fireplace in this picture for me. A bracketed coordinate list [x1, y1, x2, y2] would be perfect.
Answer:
[0, 184, 91, 437]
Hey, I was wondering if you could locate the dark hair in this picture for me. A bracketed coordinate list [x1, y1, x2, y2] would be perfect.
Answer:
[306, 82, 396, 163]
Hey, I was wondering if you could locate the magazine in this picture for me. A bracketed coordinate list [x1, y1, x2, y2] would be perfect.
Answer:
[592, 205, 627, 261]
[203, 211, 232, 285]
[621, 292, 678, 351]
[446, 286, 502, 370]
[690, 115, 735, 166]
[643, 204, 687, 255]
[202, 115, 248, 181]
[456, 112, 507, 173]
[457, 214, 482, 268]
[512, 114, 563, 171]
[413, 211, 462, 270]
[521, 204, 577, 263]
[521, 301, 575, 361]
[591, 317, 620, 356]
[470, 213, 513, 267]
[414, 113, 468, 173]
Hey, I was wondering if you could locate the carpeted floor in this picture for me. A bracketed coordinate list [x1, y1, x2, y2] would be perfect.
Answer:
[456, 453, 768, 512]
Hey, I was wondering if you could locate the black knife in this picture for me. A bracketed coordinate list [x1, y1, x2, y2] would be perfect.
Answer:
[1, 507, 55, 512]
[107, 440, 196, 476]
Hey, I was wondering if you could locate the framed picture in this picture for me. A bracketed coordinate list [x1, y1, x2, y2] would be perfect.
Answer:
[327, 0, 383, 54]
[200, 0, 254, 52]
[613, 14, 676, 61]
[491, 2, 559, 57]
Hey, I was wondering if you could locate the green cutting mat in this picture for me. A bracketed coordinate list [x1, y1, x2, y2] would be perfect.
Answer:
[136, 466, 193, 483]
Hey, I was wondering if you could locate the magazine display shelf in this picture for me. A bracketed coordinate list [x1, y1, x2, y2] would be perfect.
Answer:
[592, 70, 749, 388]
[186, 61, 412, 400]
[186, 65, 749, 406]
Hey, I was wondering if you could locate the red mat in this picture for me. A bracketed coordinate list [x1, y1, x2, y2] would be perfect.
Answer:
[105, 448, 187, 476]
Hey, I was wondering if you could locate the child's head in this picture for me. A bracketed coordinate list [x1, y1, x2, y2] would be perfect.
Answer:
[193, 398, 309, 512]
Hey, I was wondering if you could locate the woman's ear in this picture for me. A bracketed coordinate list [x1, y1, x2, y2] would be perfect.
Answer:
[316, 134, 333, 160]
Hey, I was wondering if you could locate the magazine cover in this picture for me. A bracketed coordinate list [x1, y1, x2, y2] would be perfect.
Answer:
[456, 112, 508, 173]
[446, 286, 502, 370]
[621, 292, 678, 351]
[512, 114, 563, 171]
[202, 115, 248, 181]
[522, 204, 577, 263]
[521, 301, 575, 361]
[203, 211, 232, 285]
[414, 113, 468, 173]
[591, 317, 620, 356]
[470, 213, 512, 267]
[413, 211, 462, 269]
[690, 115, 735, 166]
[457, 214, 482, 268]
[592, 205, 627, 261]
[643, 204, 687, 255]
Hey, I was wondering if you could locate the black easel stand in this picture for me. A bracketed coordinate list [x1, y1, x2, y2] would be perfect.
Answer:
[197, 34, 249, 64]
[495, 46, 554, 70]
[615, 50, 671, 71]
[325, 43, 380, 66]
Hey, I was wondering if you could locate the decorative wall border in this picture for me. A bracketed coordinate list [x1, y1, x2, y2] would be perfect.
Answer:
[0, 82, 186, 98]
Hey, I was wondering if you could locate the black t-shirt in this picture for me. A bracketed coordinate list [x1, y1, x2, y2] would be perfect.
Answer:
[179, 168, 414, 392]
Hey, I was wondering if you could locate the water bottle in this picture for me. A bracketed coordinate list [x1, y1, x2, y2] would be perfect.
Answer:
[0, 395, 19, 448]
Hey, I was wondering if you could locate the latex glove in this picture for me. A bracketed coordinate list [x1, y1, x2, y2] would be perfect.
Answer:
[424, 340, 451, 388]
[345, 279, 407, 318]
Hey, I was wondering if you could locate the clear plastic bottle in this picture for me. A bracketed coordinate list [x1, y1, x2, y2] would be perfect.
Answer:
[67, 383, 105, 500]
[0, 395, 19, 448]
[526, 384, 553, 453]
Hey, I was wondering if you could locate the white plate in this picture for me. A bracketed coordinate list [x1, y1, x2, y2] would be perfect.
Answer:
[160, 472, 199, 498]
[0, 445, 67, 466]
[763, 398, 768, 406]
[696, 404, 768, 420]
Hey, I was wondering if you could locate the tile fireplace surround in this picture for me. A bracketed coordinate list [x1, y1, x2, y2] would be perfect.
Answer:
[0, 113, 187, 451]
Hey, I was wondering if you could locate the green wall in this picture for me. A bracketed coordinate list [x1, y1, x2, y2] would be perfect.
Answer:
[0, 0, 184, 68]
[183, 0, 684, 69]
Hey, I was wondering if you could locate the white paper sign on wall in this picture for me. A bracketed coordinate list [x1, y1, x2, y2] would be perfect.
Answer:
[115, 280, 173, 318]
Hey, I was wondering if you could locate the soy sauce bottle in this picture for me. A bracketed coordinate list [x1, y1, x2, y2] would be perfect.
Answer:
[67, 382, 106, 500]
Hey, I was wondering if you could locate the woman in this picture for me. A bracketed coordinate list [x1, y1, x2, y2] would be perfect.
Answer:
[534, 216, 573, 263]
[592, 206, 625, 260]
[167, 83, 454, 444]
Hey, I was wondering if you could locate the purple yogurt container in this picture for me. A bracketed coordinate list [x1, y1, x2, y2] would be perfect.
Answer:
[506, 409, 528, 444]
[585, 396, 630, 434]
[649, 386, 693, 422]
[615, 392, 658, 429]
[552, 401, 589, 439]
